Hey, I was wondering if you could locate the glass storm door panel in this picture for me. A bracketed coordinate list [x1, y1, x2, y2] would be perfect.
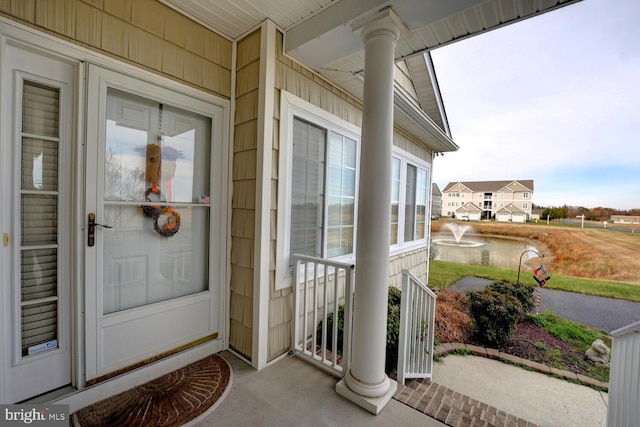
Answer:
[85, 65, 224, 380]
[101, 88, 211, 314]
[2, 44, 74, 403]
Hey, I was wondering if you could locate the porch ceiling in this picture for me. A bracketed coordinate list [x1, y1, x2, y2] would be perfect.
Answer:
[160, 0, 581, 152]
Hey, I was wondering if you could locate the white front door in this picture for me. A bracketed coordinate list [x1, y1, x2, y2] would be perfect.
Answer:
[0, 43, 76, 403]
[84, 65, 226, 382]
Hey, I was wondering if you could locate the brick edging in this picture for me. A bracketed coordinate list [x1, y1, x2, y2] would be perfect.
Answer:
[434, 342, 609, 391]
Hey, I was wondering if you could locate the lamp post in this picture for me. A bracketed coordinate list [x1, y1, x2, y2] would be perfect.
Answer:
[517, 249, 543, 284]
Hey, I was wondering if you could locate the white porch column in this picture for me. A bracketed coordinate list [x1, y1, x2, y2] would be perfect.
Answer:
[337, 9, 405, 414]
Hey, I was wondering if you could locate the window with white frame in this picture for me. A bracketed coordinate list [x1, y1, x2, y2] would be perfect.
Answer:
[523, 202, 529, 209]
[390, 149, 430, 249]
[289, 118, 357, 260]
[523, 192, 529, 198]
[276, 92, 360, 289]
[391, 157, 401, 244]
[276, 93, 432, 289]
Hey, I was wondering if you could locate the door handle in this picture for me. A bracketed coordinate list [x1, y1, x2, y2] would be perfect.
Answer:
[88, 213, 112, 247]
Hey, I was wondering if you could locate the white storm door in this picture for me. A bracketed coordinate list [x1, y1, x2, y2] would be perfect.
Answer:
[84, 65, 225, 381]
[1, 44, 75, 403]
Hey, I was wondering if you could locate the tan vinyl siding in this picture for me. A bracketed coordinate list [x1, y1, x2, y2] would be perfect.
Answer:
[229, 30, 262, 359]
[275, 33, 363, 127]
[389, 247, 429, 289]
[393, 131, 432, 163]
[35, 0, 76, 37]
[394, 61, 419, 105]
[0, 0, 231, 99]
[267, 29, 366, 361]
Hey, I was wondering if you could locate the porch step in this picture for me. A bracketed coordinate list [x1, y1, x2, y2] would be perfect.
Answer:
[394, 380, 538, 427]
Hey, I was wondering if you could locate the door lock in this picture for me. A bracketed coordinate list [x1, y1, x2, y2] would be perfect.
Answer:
[88, 213, 113, 247]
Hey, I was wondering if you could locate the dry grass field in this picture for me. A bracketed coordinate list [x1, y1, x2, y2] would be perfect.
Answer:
[431, 220, 640, 284]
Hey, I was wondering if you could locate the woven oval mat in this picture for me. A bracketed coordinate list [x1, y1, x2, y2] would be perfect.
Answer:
[73, 354, 231, 427]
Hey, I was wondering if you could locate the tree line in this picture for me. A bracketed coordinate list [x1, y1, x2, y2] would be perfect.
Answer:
[537, 205, 640, 221]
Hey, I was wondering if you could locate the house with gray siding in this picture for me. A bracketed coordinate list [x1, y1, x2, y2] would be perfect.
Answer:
[610, 215, 640, 224]
[431, 183, 442, 219]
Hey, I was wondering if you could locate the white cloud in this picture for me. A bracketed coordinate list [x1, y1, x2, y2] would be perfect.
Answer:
[430, 0, 640, 209]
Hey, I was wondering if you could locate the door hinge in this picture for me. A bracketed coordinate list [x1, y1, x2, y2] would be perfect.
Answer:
[2, 233, 8, 247]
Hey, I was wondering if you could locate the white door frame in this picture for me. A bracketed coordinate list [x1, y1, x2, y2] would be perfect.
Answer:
[0, 38, 79, 404]
[84, 64, 228, 380]
[0, 19, 230, 405]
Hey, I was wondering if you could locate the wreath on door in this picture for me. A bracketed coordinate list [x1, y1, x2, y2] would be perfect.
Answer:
[140, 104, 182, 238]
[153, 206, 181, 237]
[143, 184, 181, 237]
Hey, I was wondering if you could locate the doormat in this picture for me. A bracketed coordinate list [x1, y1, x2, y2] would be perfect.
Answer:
[72, 354, 231, 427]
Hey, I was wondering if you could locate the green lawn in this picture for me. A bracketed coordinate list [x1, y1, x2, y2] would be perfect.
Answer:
[429, 260, 640, 303]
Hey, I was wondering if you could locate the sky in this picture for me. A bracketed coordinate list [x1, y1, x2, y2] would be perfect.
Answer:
[430, 0, 640, 210]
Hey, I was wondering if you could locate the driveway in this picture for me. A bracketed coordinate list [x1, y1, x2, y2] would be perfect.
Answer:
[449, 276, 640, 332]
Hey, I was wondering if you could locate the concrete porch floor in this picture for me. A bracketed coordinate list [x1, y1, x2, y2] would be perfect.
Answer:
[196, 349, 608, 427]
[197, 351, 446, 427]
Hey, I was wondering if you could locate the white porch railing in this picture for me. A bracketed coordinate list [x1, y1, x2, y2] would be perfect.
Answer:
[608, 320, 640, 427]
[290, 254, 355, 378]
[397, 269, 437, 385]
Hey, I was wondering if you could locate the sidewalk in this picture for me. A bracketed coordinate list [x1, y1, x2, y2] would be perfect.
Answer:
[429, 354, 608, 427]
[202, 348, 606, 427]
[394, 344, 608, 427]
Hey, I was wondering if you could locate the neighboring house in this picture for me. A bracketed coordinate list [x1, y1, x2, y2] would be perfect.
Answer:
[441, 180, 534, 221]
[431, 183, 442, 219]
[531, 207, 544, 221]
[610, 215, 640, 224]
[0, 0, 579, 415]
[496, 203, 527, 223]
[456, 203, 482, 221]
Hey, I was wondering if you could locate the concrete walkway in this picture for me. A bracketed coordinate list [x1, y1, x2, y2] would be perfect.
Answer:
[429, 355, 607, 427]
[199, 347, 607, 427]
[394, 342, 607, 427]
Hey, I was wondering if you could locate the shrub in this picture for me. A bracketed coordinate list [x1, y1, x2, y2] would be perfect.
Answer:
[486, 280, 536, 315]
[386, 286, 402, 374]
[467, 290, 523, 347]
[317, 305, 345, 354]
[434, 289, 472, 343]
[316, 286, 403, 375]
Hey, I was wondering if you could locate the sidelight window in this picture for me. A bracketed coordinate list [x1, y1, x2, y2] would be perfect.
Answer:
[19, 81, 62, 356]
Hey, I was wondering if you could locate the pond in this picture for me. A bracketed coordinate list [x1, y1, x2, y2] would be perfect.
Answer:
[431, 231, 540, 271]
